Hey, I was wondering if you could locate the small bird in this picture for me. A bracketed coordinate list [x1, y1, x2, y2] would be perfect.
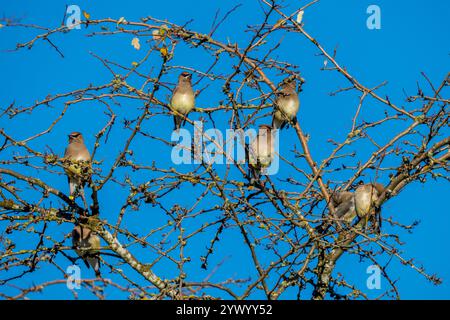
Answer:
[72, 224, 101, 277]
[317, 182, 385, 233]
[248, 125, 274, 180]
[272, 78, 299, 130]
[354, 182, 385, 228]
[331, 191, 356, 224]
[64, 132, 91, 208]
[170, 72, 195, 130]
[315, 190, 355, 233]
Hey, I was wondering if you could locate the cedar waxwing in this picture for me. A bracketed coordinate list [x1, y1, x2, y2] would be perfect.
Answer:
[272, 79, 299, 130]
[72, 225, 101, 277]
[317, 182, 385, 233]
[64, 132, 91, 208]
[316, 190, 355, 233]
[248, 125, 274, 179]
[354, 182, 385, 221]
[170, 72, 195, 130]
[331, 191, 357, 224]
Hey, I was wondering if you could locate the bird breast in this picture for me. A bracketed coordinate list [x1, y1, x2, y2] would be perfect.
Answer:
[277, 96, 299, 116]
[171, 92, 195, 114]
[88, 235, 100, 253]
[257, 141, 271, 158]
[355, 190, 377, 217]
[250, 137, 273, 167]
[66, 144, 90, 162]
[75, 236, 99, 255]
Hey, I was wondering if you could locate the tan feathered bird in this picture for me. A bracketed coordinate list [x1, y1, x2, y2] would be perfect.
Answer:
[272, 79, 299, 130]
[316, 190, 355, 233]
[170, 72, 195, 130]
[72, 225, 101, 277]
[333, 182, 385, 231]
[354, 183, 385, 220]
[64, 132, 91, 207]
[331, 191, 356, 224]
[248, 125, 274, 180]
[317, 182, 385, 233]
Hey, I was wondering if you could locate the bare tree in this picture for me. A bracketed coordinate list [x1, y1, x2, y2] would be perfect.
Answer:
[0, 1, 448, 300]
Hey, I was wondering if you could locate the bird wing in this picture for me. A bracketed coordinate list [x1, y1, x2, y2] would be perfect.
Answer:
[331, 191, 353, 206]
[334, 198, 354, 218]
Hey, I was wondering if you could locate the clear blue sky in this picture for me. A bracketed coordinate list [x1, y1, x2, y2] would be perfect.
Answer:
[0, 0, 449, 299]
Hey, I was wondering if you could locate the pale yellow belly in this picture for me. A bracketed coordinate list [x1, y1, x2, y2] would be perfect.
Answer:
[171, 94, 194, 114]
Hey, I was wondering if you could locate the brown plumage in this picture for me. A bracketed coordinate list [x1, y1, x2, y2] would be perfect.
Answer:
[316, 190, 355, 233]
[317, 182, 385, 234]
[354, 183, 385, 219]
[272, 79, 299, 130]
[170, 72, 195, 130]
[72, 225, 101, 277]
[331, 191, 356, 224]
[64, 132, 91, 208]
[248, 125, 274, 180]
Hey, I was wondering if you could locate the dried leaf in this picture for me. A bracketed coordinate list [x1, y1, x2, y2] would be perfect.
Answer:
[160, 46, 168, 58]
[118, 17, 126, 24]
[83, 11, 91, 20]
[131, 61, 138, 67]
[131, 37, 141, 50]
[296, 10, 304, 24]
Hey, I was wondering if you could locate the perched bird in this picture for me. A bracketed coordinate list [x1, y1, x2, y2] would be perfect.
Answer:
[315, 190, 355, 233]
[64, 132, 91, 208]
[72, 224, 101, 277]
[331, 191, 356, 224]
[354, 182, 385, 222]
[170, 72, 195, 130]
[248, 125, 274, 179]
[272, 78, 299, 130]
[317, 182, 385, 233]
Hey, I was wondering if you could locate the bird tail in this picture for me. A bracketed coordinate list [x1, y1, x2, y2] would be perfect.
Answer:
[272, 116, 285, 130]
[174, 115, 183, 131]
[77, 251, 91, 269]
[87, 256, 101, 278]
